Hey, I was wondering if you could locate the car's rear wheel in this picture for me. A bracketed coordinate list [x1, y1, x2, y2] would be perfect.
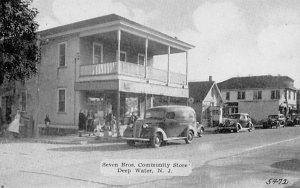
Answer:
[198, 127, 204, 137]
[185, 130, 194, 144]
[248, 123, 254, 132]
[151, 133, 162, 148]
[126, 140, 135, 146]
[235, 124, 240, 133]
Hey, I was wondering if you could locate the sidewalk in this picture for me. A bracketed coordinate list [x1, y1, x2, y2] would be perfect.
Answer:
[0, 125, 128, 145]
[0, 133, 126, 145]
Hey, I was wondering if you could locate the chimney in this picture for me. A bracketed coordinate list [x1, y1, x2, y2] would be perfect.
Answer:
[209, 76, 212, 82]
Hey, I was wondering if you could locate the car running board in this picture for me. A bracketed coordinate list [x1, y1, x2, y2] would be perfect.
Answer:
[165, 137, 187, 141]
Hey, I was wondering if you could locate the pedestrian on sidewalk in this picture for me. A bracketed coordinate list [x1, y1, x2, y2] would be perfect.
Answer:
[78, 110, 86, 131]
[7, 110, 21, 138]
[44, 114, 51, 135]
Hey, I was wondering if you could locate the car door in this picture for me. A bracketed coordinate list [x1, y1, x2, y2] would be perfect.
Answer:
[163, 111, 180, 137]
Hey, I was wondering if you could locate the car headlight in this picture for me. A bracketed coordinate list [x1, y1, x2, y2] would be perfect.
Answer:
[142, 124, 149, 128]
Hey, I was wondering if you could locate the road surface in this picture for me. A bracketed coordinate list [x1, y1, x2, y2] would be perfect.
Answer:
[1, 127, 300, 188]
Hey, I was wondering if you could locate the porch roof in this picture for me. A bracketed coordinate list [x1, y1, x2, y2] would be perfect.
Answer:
[38, 14, 194, 51]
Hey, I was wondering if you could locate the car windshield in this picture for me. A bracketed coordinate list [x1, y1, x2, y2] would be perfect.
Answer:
[145, 108, 166, 120]
[269, 115, 279, 119]
[228, 114, 240, 119]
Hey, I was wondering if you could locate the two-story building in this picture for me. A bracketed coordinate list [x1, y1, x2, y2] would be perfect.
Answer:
[12, 14, 194, 134]
[218, 75, 297, 122]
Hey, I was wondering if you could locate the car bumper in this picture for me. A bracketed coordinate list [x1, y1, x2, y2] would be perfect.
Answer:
[121, 137, 150, 141]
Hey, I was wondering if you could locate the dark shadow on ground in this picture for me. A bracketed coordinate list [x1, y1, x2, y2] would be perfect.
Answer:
[48, 141, 183, 152]
[271, 159, 300, 172]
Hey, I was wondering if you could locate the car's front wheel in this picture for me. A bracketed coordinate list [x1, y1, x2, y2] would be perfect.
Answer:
[185, 130, 194, 144]
[151, 133, 162, 148]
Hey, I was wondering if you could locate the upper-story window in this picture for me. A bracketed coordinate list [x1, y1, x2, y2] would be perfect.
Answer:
[288, 90, 291, 99]
[226, 92, 230, 100]
[58, 88, 66, 113]
[93, 43, 103, 64]
[58, 42, 66, 67]
[138, 53, 145, 66]
[237, 91, 245, 100]
[271, 90, 280, 99]
[253, 90, 262, 100]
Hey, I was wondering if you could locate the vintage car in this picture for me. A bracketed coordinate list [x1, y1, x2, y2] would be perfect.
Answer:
[122, 106, 202, 148]
[262, 114, 286, 129]
[286, 114, 300, 126]
[217, 113, 254, 133]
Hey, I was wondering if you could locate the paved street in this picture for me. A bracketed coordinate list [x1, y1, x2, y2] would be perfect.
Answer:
[1, 127, 300, 188]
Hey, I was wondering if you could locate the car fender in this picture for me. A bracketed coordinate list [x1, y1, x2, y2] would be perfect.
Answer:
[150, 127, 168, 140]
[184, 125, 197, 136]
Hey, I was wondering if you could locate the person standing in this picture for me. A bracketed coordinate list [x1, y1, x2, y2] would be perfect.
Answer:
[86, 110, 94, 132]
[78, 110, 86, 131]
[44, 114, 51, 135]
[7, 110, 21, 138]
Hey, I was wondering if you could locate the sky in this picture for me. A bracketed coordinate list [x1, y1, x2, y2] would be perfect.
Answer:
[31, 0, 300, 88]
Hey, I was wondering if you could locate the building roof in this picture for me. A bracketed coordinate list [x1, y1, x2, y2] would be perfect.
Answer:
[218, 75, 295, 90]
[38, 14, 194, 49]
[189, 81, 215, 102]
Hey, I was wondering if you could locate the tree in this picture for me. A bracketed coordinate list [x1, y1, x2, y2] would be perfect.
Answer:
[0, 0, 39, 86]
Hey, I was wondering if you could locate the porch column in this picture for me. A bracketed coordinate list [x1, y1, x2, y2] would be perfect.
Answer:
[116, 91, 121, 137]
[144, 93, 148, 118]
[186, 51, 189, 85]
[144, 38, 148, 79]
[150, 94, 154, 108]
[117, 30, 121, 73]
[167, 46, 170, 85]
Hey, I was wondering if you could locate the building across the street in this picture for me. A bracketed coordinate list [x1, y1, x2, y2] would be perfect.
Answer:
[0, 14, 194, 134]
[189, 76, 223, 127]
[218, 75, 298, 122]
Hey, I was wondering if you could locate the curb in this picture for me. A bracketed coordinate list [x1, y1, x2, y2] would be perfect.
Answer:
[31, 136, 126, 145]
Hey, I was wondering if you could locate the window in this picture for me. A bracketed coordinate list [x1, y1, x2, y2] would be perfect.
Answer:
[231, 107, 238, 114]
[271, 90, 280, 99]
[226, 92, 230, 100]
[138, 53, 145, 66]
[58, 89, 66, 112]
[120, 51, 127, 62]
[288, 90, 291, 99]
[237, 91, 245, 100]
[93, 43, 103, 64]
[58, 43, 66, 67]
[253, 90, 262, 100]
[21, 91, 26, 112]
[294, 91, 296, 100]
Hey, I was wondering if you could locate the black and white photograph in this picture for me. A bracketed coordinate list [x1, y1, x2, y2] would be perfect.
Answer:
[0, 0, 300, 187]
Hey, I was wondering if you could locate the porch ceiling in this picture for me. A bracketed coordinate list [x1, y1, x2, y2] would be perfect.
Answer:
[84, 30, 184, 56]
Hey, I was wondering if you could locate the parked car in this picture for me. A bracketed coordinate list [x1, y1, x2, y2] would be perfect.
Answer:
[217, 113, 254, 133]
[262, 114, 286, 129]
[286, 114, 300, 126]
[122, 106, 201, 147]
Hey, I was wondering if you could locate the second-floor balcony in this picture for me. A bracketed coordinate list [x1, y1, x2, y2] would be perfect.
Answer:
[79, 61, 187, 85]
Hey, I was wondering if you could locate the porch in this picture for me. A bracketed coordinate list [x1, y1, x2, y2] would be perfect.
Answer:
[77, 29, 190, 87]
[79, 61, 187, 85]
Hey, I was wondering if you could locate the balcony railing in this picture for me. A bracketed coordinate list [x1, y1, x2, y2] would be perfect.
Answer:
[80, 61, 186, 85]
